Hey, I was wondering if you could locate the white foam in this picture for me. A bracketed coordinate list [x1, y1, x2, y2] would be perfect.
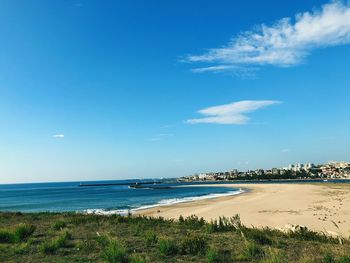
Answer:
[82, 188, 245, 216]
[84, 208, 131, 216]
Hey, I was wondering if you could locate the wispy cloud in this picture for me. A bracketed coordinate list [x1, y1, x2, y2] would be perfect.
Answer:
[186, 100, 281, 125]
[150, 137, 162, 141]
[150, 133, 174, 142]
[281, 149, 290, 153]
[53, 134, 65, 139]
[185, 1, 350, 72]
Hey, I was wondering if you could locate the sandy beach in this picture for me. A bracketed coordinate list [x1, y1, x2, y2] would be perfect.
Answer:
[137, 183, 350, 237]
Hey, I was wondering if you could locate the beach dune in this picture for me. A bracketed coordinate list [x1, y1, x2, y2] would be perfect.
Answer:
[137, 183, 350, 237]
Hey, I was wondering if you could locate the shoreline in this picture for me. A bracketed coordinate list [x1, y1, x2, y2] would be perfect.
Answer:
[136, 183, 350, 237]
[84, 187, 246, 216]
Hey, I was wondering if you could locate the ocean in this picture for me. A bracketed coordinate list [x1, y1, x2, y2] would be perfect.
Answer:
[0, 180, 242, 214]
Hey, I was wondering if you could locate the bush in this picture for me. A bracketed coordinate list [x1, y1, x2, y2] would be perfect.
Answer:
[53, 220, 67, 230]
[101, 238, 128, 263]
[206, 248, 220, 263]
[178, 215, 205, 229]
[206, 215, 242, 233]
[159, 238, 178, 256]
[0, 229, 15, 243]
[13, 224, 36, 242]
[181, 233, 208, 255]
[40, 231, 71, 254]
[144, 230, 158, 246]
[206, 222, 218, 233]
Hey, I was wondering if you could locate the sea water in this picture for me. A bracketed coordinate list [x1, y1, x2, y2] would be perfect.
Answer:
[0, 180, 243, 214]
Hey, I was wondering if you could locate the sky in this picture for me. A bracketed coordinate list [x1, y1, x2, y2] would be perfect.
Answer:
[0, 0, 350, 184]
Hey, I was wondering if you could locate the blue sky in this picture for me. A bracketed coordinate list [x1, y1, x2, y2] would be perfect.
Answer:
[0, 0, 350, 183]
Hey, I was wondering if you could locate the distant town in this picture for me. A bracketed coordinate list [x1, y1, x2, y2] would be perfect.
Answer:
[178, 161, 350, 182]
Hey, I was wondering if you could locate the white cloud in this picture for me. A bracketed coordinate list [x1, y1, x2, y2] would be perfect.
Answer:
[186, 1, 350, 71]
[281, 149, 290, 153]
[53, 134, 65, 138]
[150, 137, 161, 141]
[186, 100, 281, 125]
[150, 133, 174, 142]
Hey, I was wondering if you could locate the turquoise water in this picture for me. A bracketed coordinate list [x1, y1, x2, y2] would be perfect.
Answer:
[0, 180, 241, 214]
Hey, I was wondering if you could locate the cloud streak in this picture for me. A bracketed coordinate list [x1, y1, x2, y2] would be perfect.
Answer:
[53, 134, 65, 138]
[150, 133, 173, 142]
[186, 1, 350, 72]
[187, 100, 281, 125]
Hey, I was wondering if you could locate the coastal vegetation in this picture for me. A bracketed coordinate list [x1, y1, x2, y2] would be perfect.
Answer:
[0, 212, 350, 262]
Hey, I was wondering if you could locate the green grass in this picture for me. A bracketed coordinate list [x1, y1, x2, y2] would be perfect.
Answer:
[241, 242, 265, 261]
[181, 232, 208, 255]
[128, 254, 148, 263]
[206, 248, 220, 263]
[52, 220, 67, 230]
[0, 212, 349, 262]
[158, 238, 178, 255]
[0, 224, 35, 243]
[0, 229, 14, 243]
[338, 255, 350, 263]
[101, 237, 128, 263]
[40, 230, 72, 254]
[144, 230, 158, 246]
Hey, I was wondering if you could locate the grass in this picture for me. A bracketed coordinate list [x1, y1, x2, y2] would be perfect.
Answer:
[243, 227, 273, 245]
[129, 254, 148, 263]
[179, 214, 206, 229]
[206, 248, 220, 263]
[144, 230, 158, 246]
[181, 232, 208, 255]
[241, 242, 265, 261]
[0, 212, 349, 262]
[0, 224, 35, 243]
[101, 237, 128, 263]
[0, 229, 14, 243]
[158, 238, 178, 255]
[40, 230, 72, 254]
[52, 220, 67, 230]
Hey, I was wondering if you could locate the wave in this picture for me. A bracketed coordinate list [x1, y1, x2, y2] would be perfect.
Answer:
[83, 188, 245, 216]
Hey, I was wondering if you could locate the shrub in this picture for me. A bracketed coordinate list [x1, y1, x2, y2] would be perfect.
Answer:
[101, 238, 128, 263]
[53, 220, 67, 230]
[206, 222, 218, 233]
[13, 224, 36, 242]
[40, 231, 71, 254]
[178, 215, 205, 229]
[158, 238, 178, 256]
[0, 229, 15, 243]
[206, 215, 242, 233]
[144, 230, 158, 246]
[181, 233, 208, 255]
[206, 248, 220, 263]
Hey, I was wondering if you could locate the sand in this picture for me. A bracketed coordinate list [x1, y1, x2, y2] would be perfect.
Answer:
[137, 183, 350, 237]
